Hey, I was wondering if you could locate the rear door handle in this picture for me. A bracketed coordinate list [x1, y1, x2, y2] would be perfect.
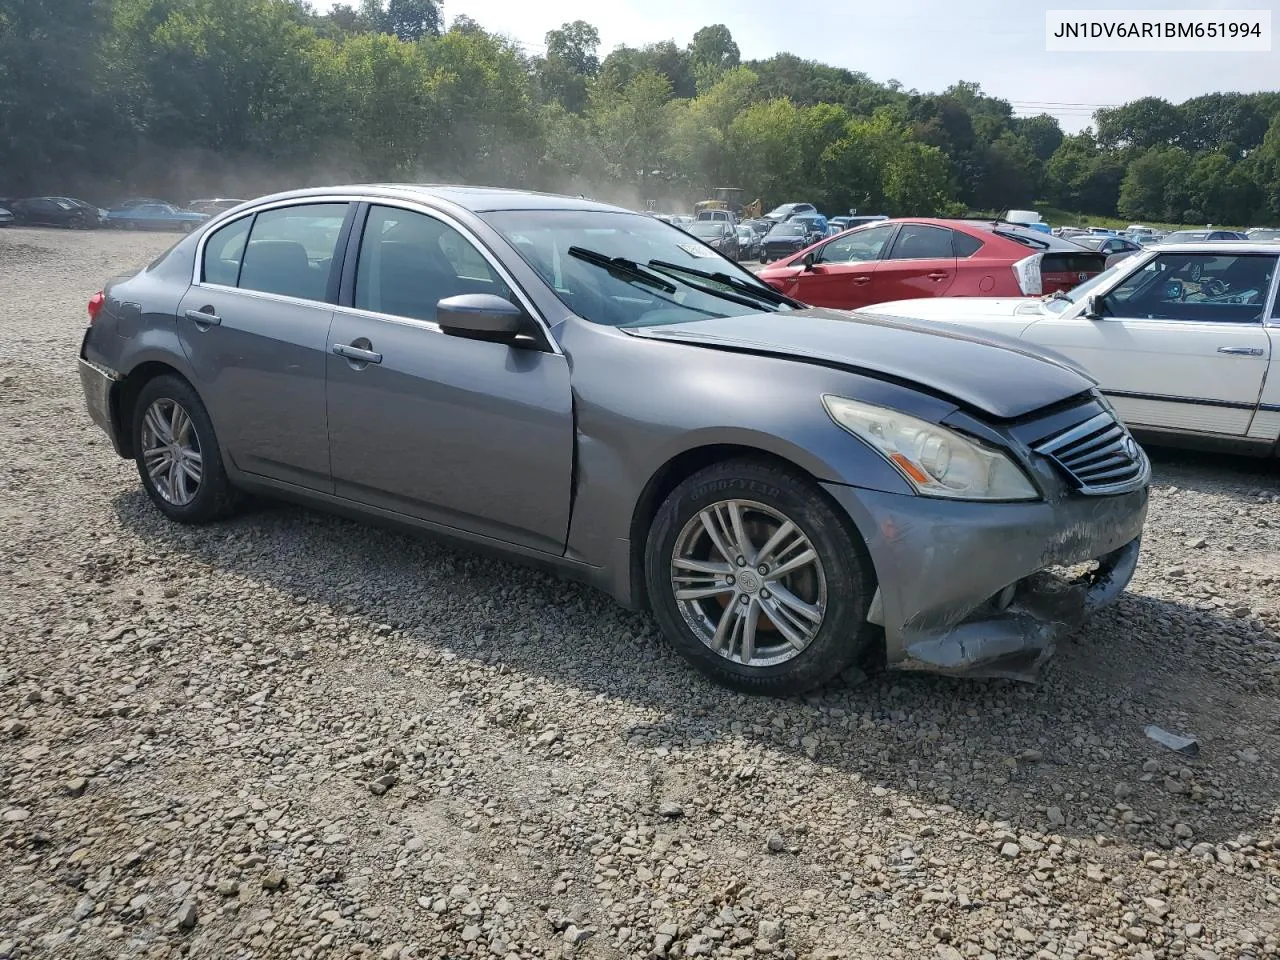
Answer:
[1217, 346, 1264, 356]
[851, 276, 871, 284]
[927, 272, 949, 280]
[332, 343, 383, 364]
[184, 307, 221, 326]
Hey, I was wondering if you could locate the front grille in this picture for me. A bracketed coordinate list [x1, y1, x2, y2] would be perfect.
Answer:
[1033, 409, 1147, 494]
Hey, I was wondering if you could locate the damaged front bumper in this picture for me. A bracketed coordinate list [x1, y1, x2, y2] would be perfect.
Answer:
[822, 483, 1149, 680]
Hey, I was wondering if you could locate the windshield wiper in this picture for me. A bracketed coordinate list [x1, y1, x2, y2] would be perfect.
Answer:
[1042, 290, 1073, 304]
[568, 247, 676, 293]
[647, 259, 801, 309]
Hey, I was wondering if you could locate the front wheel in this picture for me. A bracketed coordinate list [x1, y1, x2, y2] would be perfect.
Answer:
[132, 375, 238, 524]
[644, 459, 877, 696]
[759, 255, 769, 264]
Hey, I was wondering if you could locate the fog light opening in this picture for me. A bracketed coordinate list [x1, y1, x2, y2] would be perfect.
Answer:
[992, 584, 1017, 612]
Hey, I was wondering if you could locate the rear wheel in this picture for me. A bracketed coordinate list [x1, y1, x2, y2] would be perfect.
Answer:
[644, 459, 877, 696]
[132, 375, 237, 524]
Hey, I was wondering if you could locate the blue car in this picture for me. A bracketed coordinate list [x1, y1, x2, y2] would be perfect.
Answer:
[106, 203, 209, 232]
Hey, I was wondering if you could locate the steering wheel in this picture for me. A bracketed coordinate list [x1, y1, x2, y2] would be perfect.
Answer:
[1201, 278, 1226, 298]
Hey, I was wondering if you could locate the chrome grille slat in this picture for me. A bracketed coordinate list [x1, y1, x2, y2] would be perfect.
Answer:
[1065, 427, 1126, 460]
[1078, 464, 1142, 483]
[1032, 404, 1147, 495]
[1036, 411, 1115, 455]
[1075, 455, 1136, 478]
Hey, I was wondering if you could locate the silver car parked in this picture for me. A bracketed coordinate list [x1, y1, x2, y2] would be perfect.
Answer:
[78, 185, 1150, 695]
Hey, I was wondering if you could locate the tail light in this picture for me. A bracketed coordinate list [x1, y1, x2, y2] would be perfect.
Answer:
[1011, 254, 1042, 296]
[87, 290, 105, 323]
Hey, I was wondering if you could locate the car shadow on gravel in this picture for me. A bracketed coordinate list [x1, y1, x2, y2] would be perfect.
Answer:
[111, 488, 1280, 853]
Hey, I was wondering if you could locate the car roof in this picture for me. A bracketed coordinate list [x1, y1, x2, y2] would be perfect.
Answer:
[243, 183, 633, 215]
[1150, 241, 1280, 254]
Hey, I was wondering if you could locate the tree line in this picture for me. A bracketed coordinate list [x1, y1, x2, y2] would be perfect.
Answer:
[3, 0, 1279, 225]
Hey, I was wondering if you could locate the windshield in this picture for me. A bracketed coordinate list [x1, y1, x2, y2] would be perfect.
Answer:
[1250, 229, 1280, 241]
[768, 223, 806, 237]
[687, 222, 727, 238]
[482, 209, 795, 328]
[1075, 236, 1105, 250]
[765, 204, 796, 218]
[1163, 231, 1209, 243]
[1042, 256, 1139, 312]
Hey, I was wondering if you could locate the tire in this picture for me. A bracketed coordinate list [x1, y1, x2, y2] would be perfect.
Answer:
[644, 458, 877, 696]
[759, 255, 769, 264]
[131, 374, 237, 524]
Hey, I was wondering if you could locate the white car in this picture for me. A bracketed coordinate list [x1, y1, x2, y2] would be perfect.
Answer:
[859, 243, 1280, 453]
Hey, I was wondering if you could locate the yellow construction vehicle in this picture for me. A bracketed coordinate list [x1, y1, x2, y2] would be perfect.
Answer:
[694, 187, 759, 221]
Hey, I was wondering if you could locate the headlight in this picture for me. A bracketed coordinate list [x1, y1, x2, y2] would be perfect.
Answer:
[822, 396, 1039, 501]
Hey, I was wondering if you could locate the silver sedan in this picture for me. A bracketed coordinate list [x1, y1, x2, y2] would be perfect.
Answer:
[77, 185, 1149, 694]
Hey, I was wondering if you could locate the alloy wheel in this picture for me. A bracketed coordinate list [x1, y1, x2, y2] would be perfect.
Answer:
[139, 398, 203, 506]
[669, 499, 827, 667]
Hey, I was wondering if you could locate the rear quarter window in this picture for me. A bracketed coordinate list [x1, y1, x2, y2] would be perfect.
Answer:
[953, 232, 983, 257]
[202, 216, 252, 286]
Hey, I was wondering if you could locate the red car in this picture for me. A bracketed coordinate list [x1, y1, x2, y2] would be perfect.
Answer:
[757, 218, 1106, 310]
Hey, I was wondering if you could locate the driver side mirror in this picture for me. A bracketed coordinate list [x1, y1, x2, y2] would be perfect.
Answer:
[1083, 294, 1104, 319]
[436, 293, 525, 343]
[801, 251, 816, 271]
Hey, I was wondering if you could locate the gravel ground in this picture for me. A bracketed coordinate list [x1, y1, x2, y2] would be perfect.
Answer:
[2, 226, 1279, 960]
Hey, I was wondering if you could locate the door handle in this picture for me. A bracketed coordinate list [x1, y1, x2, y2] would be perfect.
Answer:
[184, 307, 221, 327]
[1217, 346, 1264, 356]
[332, 343, 383, 364]
[851, 276, 871, 284]
[927, 272, 949, 280]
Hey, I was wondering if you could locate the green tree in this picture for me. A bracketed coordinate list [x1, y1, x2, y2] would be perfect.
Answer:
[590, 70, 674, 191]
[598, 41, 692, 99]
[727, 99, 804, 201]
[688, 23, 739, 91]
[545, 20, 599, 75]
[1247, 113, 1280, 220]
[114, 0, 325, 157]
[1117, 146, 1192, 221]
[1176, 92, 1268, 155]
[1014, 114, 1064, 162]
[1095, 96, 1181, 150]
[0, 0, 122, 192]
[537, 20, 599, 112]
[359, 0, 441, 41]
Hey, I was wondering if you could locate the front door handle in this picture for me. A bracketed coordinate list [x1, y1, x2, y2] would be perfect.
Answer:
[1217, 346, 1264, 356]
[332, 342, 383, 364]
[851, 276, 871, 285]
[927, 272, 949, 280]
[184, 307, 221, 327]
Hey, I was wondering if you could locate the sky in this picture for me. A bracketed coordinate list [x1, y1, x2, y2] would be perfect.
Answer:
[318, 0, 1279, 132]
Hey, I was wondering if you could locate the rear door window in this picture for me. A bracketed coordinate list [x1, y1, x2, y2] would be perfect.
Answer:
[885, 224, 956, 260]
[238, 203, 349, 301]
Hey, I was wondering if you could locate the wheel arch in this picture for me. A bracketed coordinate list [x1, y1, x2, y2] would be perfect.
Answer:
[626, 442, 880, 612]
[113, 361, 197, 458]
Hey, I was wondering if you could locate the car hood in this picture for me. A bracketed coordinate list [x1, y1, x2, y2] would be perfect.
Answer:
[624, 307, 1096, 420]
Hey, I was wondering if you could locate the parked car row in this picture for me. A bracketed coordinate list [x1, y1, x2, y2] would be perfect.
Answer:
[0, 194, 246, 230]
